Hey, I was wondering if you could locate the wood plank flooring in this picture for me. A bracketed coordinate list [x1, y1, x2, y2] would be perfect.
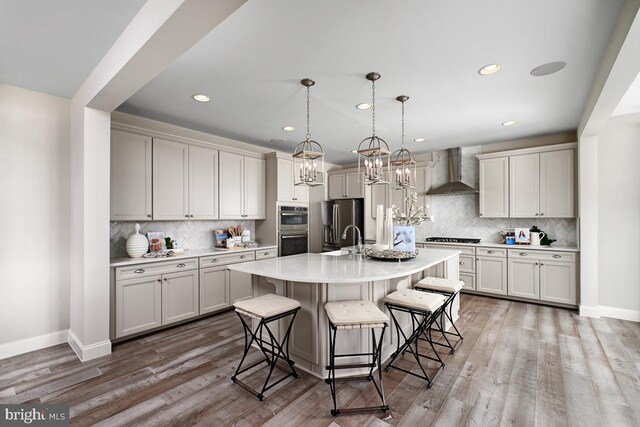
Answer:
[2, 295, 640, 426]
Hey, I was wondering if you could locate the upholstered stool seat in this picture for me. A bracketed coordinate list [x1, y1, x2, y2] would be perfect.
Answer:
[231, 294, 300, 400]
[383, 289, 447, 387]
[414, 277, 464, 353]
[324, 300, 389, 416]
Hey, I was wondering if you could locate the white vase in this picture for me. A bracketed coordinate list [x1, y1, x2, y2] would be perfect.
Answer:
[126, 223, 149, 258]
[385, 208, 394, 249]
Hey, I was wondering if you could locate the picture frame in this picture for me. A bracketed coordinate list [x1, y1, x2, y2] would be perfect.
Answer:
[515, 227, 530, 244]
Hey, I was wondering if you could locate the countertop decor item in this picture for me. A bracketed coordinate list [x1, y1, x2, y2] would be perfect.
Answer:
[146, 231, 166, 252]
[357, 72, 390, 185]
[392, 192, 426, 226]
[292, 78, 325, 186]
[126, 223, 148, 258]
[530, 225, 556, 246]
[365, 247, 418, 262]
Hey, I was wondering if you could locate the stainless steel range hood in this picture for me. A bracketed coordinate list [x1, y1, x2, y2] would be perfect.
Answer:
[426, 147, 478, 196]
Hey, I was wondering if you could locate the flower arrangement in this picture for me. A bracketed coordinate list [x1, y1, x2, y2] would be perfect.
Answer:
[392, 192, 427, 226]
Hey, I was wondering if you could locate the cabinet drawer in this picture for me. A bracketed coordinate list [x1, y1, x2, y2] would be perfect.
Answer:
[458, 255, 475, 273]
[423, 244, 475, 256]
[460, 273, 476, 291]
[200, 251, 255, 267]
[116, 258, 198, 281]
[256, 248, 277, 259]
[508, 250, 576, 263]
[476, 247, 507, 258]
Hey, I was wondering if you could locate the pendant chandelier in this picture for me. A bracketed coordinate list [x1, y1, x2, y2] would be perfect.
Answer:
[357, 72, 390, 185]
[391, 95, 416, 190]
[293, 78, 324, 186]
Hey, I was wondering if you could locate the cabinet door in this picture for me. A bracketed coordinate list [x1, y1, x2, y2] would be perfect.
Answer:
[161, 270, 198, 325]
[328, 174, 345, 199]
[115, 275, 162, 338]
[111, 130, 152, 221]
[540, 261, 576, 305]
[153, 138, 189, 220]
[293, 182, 309, 203]
[219, 151, 244, 219]
[391, 187, 407, 212]
[479, 157, 509, 218]
[476, 256, 507, 295]
[199, 266, 229, 314]
[277, 158, 294, 202]
[415, 166, 431, 215]
[508, 258, 540, 299]
[244, 156, 266, 219]
[540, 150, 575, 218]
[345, 172, 364, 198]
[188, 146, 218, 220]
[230, 270, 253, 303]
[509, 154, 539, 218]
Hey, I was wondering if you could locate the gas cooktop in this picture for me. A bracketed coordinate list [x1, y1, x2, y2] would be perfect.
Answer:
[425, 237, 481, 244]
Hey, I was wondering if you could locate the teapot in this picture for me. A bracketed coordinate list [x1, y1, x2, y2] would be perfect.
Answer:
[530, 231, 546, 246]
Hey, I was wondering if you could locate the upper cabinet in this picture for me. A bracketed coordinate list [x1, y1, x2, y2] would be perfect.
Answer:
[276, 157, 309, 203]
[479, 157, 509, 218]
[153, 139, 219, 220]
[219, 151, 266, 219]
[477, 143, 576, 219]
[111, 130, 152, 221]
[328, 171, 364, 199]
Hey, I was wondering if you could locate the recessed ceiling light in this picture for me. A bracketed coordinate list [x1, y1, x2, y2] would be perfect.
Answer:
[478, 64, 502, 75]
[356, 103, 372, 110]
[270, 138, 286, 144]
[530, 61, 567, 77]
[501, 120, 518, 127]
[414, 138, 425, 142]
[351, 150, 358, 154]
[192, 94, 210, 102]
[282, 126, 295, 132]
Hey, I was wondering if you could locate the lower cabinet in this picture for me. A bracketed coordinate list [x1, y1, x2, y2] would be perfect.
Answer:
[476, 256, 507, 295]
[230, 270, 253, 303]
[115, 275, 162, 338]
[540, 260, 577, 305]
[161, 270, 199, 325]
[199, 266, 230, 314]
[508, 258, 540, 299]
[459, 272, 476, 291]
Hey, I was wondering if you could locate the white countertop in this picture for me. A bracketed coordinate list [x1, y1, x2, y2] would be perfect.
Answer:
[226, 248, 460, 283]
[418, 240, 579, 253]
[110, 244, 278, 267]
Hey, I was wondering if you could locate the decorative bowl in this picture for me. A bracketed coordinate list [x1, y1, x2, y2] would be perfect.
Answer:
[364, 247, 418, 262]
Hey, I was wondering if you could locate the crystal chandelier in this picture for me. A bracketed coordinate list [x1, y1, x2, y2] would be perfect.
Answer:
[391, 95, 416, 190]
[293, 78, 324, 186]
[357, 72, 390, 185]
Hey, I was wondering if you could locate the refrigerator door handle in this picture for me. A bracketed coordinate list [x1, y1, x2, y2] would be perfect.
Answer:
[333, 204, 339, 244]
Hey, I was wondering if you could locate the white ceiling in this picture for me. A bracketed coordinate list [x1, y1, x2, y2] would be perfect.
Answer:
[0, 0, 146, 98]
[612, 72, 640, 116]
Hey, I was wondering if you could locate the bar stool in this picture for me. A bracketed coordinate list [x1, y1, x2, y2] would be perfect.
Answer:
[414, 277, 464, 353]
[324, 300, 390, 416]
[231, 293, 301, 400]
[384, 289, 446, 387]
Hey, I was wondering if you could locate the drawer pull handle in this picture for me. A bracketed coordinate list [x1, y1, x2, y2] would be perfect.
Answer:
[134, 269, 145, 274]
[519, 253, 527, 256]
[163, 278, 168, 281]
[211, 259, 219, 263]
[552, 255, 561, 259]
[264, 252, 270, 256]
[487, 250, 495, 254]
[177, 263, 186, 268]
[240, 255, 247, 259]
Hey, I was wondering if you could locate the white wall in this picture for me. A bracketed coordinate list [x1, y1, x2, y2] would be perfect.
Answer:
[0, 84, 70, 355]
[597, 113, 640, 315]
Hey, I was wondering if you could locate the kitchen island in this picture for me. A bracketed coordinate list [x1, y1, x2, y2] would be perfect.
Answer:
[227, 248, 461, 378]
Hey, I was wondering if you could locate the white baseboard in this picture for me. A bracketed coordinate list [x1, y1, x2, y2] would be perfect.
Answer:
[0, 330, 69, 360]
[599, 306, 640, 323]
[579, 305, 601, 318]
[67, 330, 112, 362]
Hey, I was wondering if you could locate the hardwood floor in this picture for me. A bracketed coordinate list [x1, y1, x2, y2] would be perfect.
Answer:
[2, 295, 640, 426]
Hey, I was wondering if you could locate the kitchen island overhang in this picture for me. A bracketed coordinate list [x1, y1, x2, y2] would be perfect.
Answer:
[227, 248, 461, 379]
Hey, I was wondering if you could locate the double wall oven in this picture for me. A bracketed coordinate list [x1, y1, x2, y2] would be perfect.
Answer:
[278, 206, 309, 257]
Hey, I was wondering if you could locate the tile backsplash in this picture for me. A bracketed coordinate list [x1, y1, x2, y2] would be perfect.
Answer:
[110, 220, 256, 258]
[414, 147, 578, 246]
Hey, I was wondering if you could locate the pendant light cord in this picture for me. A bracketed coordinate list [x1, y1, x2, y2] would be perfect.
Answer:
[306, 85, 311, 142]
[371, 78, 376, 138]
[401, 99, 405, 150]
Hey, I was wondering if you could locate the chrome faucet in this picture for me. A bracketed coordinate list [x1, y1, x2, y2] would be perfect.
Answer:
[342, 225, 364, 254]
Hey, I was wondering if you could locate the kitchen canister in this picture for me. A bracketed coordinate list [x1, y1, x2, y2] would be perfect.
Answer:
[126, 223, 149, 258]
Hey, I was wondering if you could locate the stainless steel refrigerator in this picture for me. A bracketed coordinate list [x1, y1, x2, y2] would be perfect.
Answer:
[321, 199, 364, 252]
